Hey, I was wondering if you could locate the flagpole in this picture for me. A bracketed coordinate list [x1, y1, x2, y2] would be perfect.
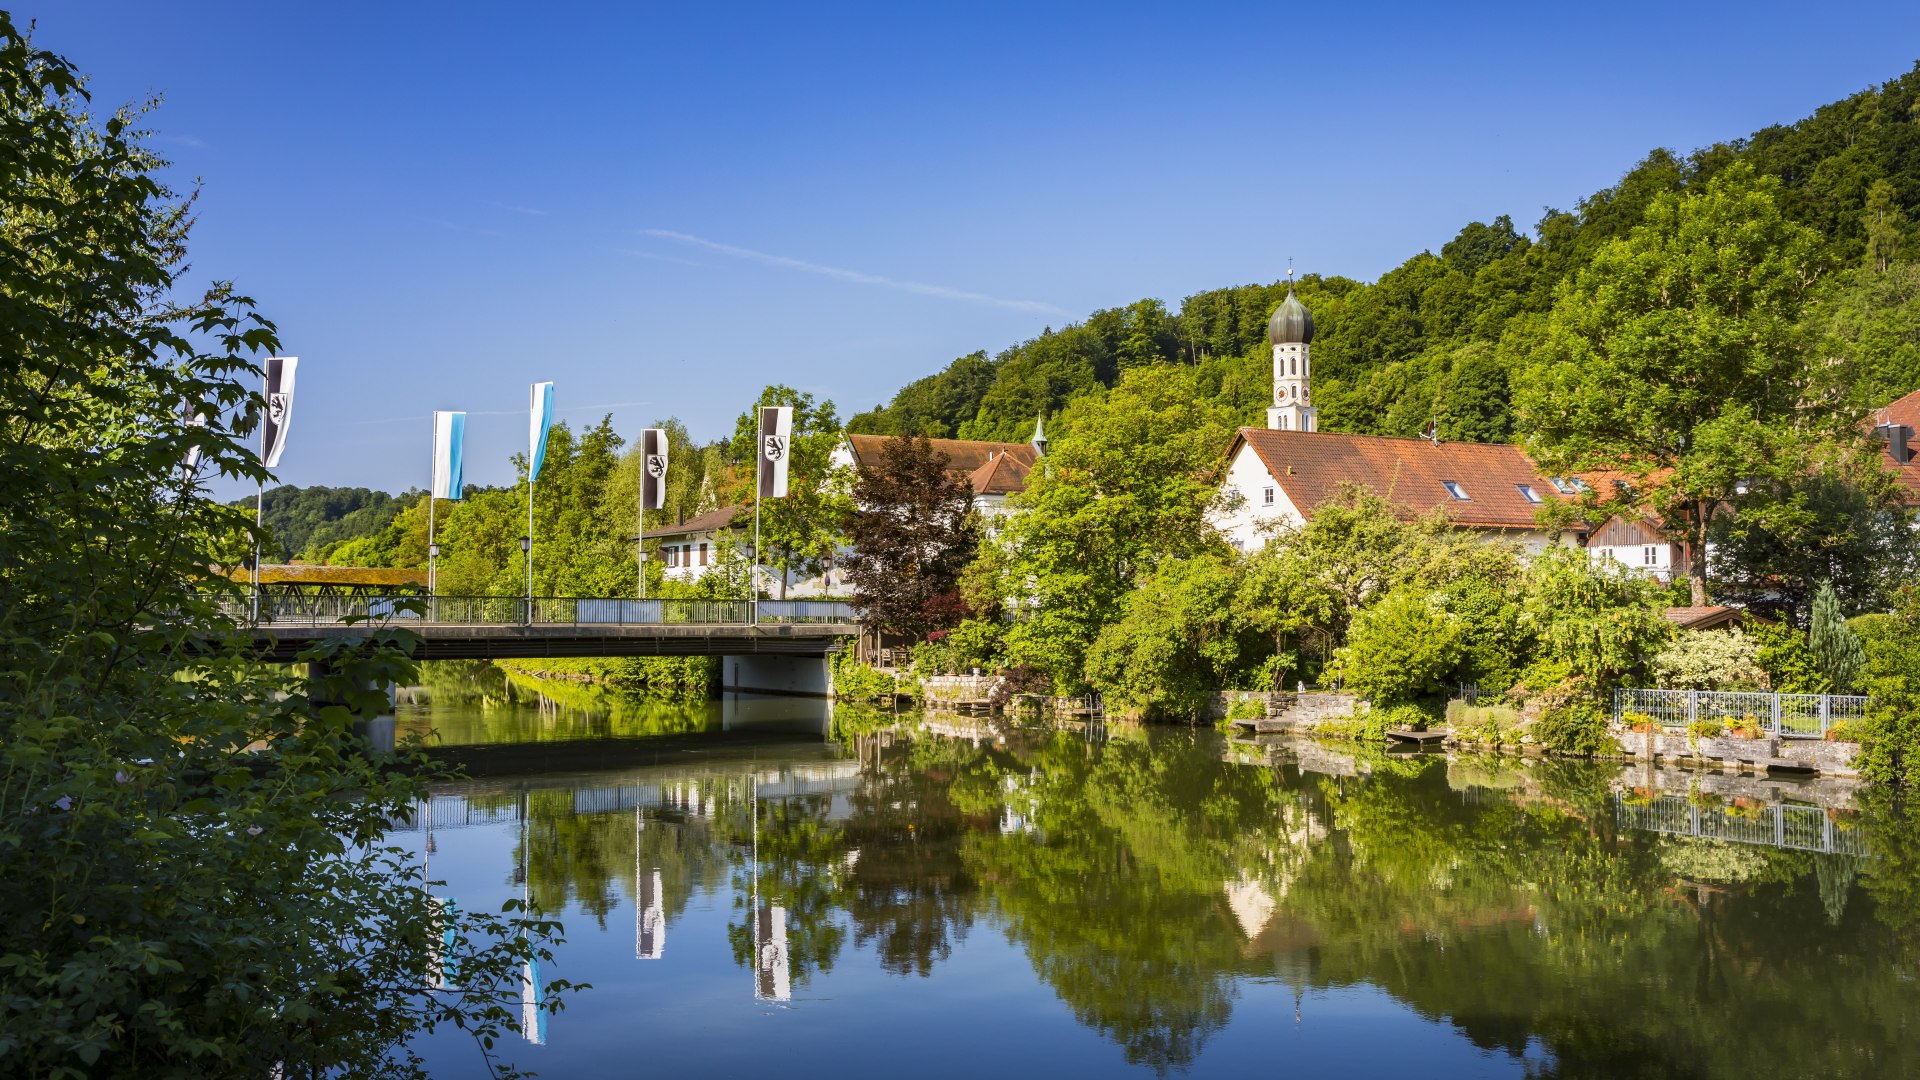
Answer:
[252, 366, 265, 624]
[428, 412, 438, 603]
[645, 455, 652, 599]
[752, 496, 761, 626]
[526, 464, 535, 624]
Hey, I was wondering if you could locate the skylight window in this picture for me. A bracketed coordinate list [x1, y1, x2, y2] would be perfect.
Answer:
[1517, 484, 1542, 504]
[1442, 481, 1470, 501]
[1569, 477, 1593, 494]
[1548, 477, 1576, 495]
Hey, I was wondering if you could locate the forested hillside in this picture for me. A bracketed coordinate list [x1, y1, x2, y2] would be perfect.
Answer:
[233, 485, 416, 562]
[848, 64, 1920, 443]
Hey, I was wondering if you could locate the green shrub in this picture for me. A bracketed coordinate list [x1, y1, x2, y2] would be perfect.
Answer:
[1446, 700, 1522, 746]
[1374, 701, 1441, 733]
[1687, 718, 1727, 738]
[1533, 695, 1613, 756]
[1750, 620, 1828, 693]
[1650, 628, 1769, 691]
[833, 653, 901, 702]
[1334, 586, 1464, 706]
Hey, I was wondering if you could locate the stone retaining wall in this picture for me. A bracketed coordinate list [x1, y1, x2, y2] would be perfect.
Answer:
[1204, 690, 1359, 726]
[1609, 727, 1861, 778]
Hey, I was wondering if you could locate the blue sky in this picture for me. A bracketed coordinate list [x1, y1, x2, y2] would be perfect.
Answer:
[26, 1, 1920, 492]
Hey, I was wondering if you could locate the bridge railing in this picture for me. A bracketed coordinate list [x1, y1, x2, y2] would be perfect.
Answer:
[218, 594, 855, 628]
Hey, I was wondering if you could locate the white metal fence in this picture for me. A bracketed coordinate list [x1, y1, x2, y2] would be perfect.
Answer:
[1612, 687, 1870, 739]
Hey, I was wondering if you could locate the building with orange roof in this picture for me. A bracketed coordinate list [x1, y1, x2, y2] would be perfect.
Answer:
[1212, 283, 1591, 556]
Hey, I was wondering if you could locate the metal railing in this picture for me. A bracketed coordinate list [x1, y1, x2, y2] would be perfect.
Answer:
[1612, 687, 1870, 739]
[220, 593, 856, 629]
[1614, 793, 1868, 857]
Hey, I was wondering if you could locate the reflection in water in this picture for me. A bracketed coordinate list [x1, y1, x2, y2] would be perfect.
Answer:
[394, 670, 1920, 1078]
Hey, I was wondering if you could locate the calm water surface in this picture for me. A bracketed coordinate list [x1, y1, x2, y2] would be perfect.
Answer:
[389, 664, 1915, 1079]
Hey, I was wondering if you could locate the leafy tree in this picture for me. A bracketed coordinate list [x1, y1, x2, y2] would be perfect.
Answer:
[1237, 485, 1497, 680]
[730, 386, 848, 598]
[1809, 581, 1867, 693]
[0, 18, 565, 1075]
[1519, 548, 1674, 690]
[1083, 554, 1257, 717]
[843, 435, 978, 639]
[1515, 163, 1832, 606]
[991, 367, 1236, 689]
[1706, 443, 1913, 618]
[1334, 586, 1466, 705]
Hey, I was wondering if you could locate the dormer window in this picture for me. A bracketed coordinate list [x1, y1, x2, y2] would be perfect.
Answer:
[1548, 477, 1576, 495]
[1442, 481, 1470, 501]
[1517, 484, 1542, 504]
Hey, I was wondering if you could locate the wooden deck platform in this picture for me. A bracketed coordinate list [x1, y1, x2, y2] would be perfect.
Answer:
[1385, 728, 1447, 745]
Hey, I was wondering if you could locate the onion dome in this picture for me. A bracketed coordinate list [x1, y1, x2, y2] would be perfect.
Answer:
[1268, 288, 1315, 345]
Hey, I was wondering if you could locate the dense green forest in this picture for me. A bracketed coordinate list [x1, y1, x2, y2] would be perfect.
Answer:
[848, 64, 1920, 443]
[234, 484, 418, 561]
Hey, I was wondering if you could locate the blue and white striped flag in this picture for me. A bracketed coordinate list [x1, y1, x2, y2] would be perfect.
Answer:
[528, 382, 554, 484]
[432, 411, 466, 500]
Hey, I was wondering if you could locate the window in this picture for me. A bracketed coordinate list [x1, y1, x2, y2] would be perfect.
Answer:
[699, 542, 709, 567]
[1569, 477, 1592, 494]
[665, 546, 677, 568]
[1548, 477, 1576, 495]
[1517, 484, 1541, 504]
[1643, 545, 1658, 566]
[1277, 415, 1289, 430]
[1442, 480, 1470, 501]
[1263, 486, 1275, 506]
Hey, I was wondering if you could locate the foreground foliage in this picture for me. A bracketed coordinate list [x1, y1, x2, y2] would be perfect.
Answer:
[0, 21, 568, 1075]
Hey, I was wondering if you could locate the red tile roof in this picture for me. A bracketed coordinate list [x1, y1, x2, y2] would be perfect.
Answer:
[649, 504, 747, 539]
[1872, 389, 1920, 506]
[968, 453, 1032, 496]
[1662, 605, 1745, 630]
[843, 434, 1038, 496]
[1232, 427, 1574, 530]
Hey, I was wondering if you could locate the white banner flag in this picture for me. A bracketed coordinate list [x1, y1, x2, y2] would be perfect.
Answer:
[757, 406, 792, 499]
[528, 381, 554, 485]
[432, 411, 466, 500]
[641, 427, 669, 511]
[261, 356, 298, 469]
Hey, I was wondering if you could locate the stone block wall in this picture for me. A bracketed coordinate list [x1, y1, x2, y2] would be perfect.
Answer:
[1204, 690, 1359, 725]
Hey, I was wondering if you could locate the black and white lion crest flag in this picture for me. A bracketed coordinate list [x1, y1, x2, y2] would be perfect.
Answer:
[641, 427, 669, 511]
[757, 405, 792, 499]
[261, 356, 298, 469]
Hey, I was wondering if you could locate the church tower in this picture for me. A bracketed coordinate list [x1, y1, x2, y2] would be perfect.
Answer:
[1266, 274, 1317, 432]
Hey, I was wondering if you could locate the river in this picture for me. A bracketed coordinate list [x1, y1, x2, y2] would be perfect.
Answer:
[387, 663, 1915, 1079]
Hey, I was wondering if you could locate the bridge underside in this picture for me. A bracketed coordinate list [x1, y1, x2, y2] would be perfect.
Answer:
[248, 622, 857, 663]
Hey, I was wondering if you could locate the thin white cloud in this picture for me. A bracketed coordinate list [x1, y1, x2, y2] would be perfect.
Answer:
[346, 401, 653, 427]
[640, 228, 1067, 315]
[491, 202, 548, 216]
[614, 248, 713, 269]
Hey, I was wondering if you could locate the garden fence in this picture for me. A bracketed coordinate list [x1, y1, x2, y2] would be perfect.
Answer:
[1612, 687, 1870, 740]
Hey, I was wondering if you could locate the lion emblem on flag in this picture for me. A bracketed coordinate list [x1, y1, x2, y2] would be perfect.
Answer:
[763, 435, 787, 463]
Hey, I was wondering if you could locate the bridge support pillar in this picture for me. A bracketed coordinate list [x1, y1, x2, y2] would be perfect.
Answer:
[307, 660, 397, 753]
[721, 654, 833, 698]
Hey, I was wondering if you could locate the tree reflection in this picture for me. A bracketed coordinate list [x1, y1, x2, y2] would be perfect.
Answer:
[465, 712, 1920, 1076]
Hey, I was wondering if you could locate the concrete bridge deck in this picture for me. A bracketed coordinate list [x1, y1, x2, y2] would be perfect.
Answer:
[224, 595, 858, 663]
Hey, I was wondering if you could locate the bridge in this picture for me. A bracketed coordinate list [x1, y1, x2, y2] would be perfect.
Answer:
[225, 594, 861, 695]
